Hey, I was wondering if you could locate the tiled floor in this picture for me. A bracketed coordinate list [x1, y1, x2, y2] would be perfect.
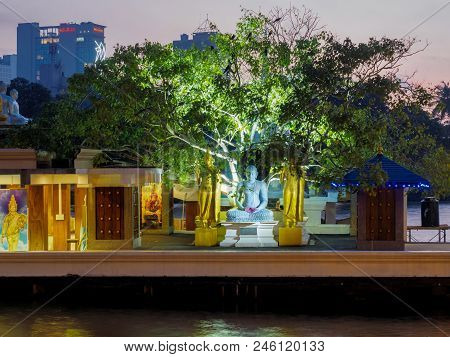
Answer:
[138, 233, 357, 251]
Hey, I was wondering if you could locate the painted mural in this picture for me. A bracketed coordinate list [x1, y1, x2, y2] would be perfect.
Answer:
[141, 183, 162, 229]
[0, 189, 28, 252]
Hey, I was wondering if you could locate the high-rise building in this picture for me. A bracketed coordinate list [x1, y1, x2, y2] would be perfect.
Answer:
[17, 23, 39, 82]
[173, 31, 216, 50]
[39, 63, 67, 97]
[58, 22, 106, 78]
[173, 18, 217, 51]
[0, 55, 17, 84]
[17, 22, 106, 87]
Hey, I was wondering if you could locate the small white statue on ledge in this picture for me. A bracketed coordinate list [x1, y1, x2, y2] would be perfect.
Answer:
[9, 89, 30, 124]
[0, 81, 30, 125]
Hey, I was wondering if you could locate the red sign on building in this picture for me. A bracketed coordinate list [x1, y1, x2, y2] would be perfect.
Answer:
[59, 27, 76, 33]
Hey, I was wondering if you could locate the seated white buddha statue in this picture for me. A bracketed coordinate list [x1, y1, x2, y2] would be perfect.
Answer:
[0, 81, 12, 122]
[8, 89, 30, 124]
[227, 165, 274, 222]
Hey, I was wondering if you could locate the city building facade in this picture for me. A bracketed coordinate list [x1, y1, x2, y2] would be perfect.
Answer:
[17, 22, 106, 93]
[173, 31, 216, 50]
[0, 55, 17, 84]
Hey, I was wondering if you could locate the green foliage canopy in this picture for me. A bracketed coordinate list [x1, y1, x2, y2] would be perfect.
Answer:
[5, 7, 449, 196]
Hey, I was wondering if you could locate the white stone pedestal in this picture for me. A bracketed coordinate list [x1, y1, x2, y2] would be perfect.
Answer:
[220, 223, 240, 247]
[220, 221, 278, 247]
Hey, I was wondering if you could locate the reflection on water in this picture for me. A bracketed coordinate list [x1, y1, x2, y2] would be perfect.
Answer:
[0, 306, 449, 337]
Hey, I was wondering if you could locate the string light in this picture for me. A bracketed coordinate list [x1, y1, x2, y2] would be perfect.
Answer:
[331, 181, 430, 190]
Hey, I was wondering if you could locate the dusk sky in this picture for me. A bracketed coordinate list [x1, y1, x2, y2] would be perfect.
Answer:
[0, 0, 448, 85]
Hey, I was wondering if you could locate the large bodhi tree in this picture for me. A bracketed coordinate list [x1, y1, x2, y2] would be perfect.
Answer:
[11, 6, 448, 195]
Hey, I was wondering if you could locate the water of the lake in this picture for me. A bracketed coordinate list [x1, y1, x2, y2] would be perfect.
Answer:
[1, 305, 450, 337]
[0, 202, 449, 337]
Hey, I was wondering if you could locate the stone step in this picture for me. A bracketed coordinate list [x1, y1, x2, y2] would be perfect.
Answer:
[307, 235, 357, 250]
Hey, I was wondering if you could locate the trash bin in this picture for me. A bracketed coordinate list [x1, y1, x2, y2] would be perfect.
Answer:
[421, 197, 439, 227]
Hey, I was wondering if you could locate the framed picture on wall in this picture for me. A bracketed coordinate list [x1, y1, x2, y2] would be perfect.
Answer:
[141, 183, 162, 229]
[0, 189, 28, 252]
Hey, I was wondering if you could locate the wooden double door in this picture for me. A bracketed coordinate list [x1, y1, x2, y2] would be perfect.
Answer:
[365, 188, 396, 241]
[357, 188, 405, 250]
[96, 187, 124, 240]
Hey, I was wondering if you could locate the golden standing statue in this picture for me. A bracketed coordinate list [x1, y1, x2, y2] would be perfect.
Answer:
[1, 195, 27, 252]
[195, 151, 220, 228]
[280, 163, 305, 227]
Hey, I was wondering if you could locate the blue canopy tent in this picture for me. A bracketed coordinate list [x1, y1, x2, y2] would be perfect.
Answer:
[339, 152, 431, 251]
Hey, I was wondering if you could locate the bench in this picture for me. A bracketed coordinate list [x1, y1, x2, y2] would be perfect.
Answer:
[407, 225, 449, 243]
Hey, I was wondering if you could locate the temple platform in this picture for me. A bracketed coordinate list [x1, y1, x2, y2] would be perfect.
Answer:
[1, 238, 450, 277]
